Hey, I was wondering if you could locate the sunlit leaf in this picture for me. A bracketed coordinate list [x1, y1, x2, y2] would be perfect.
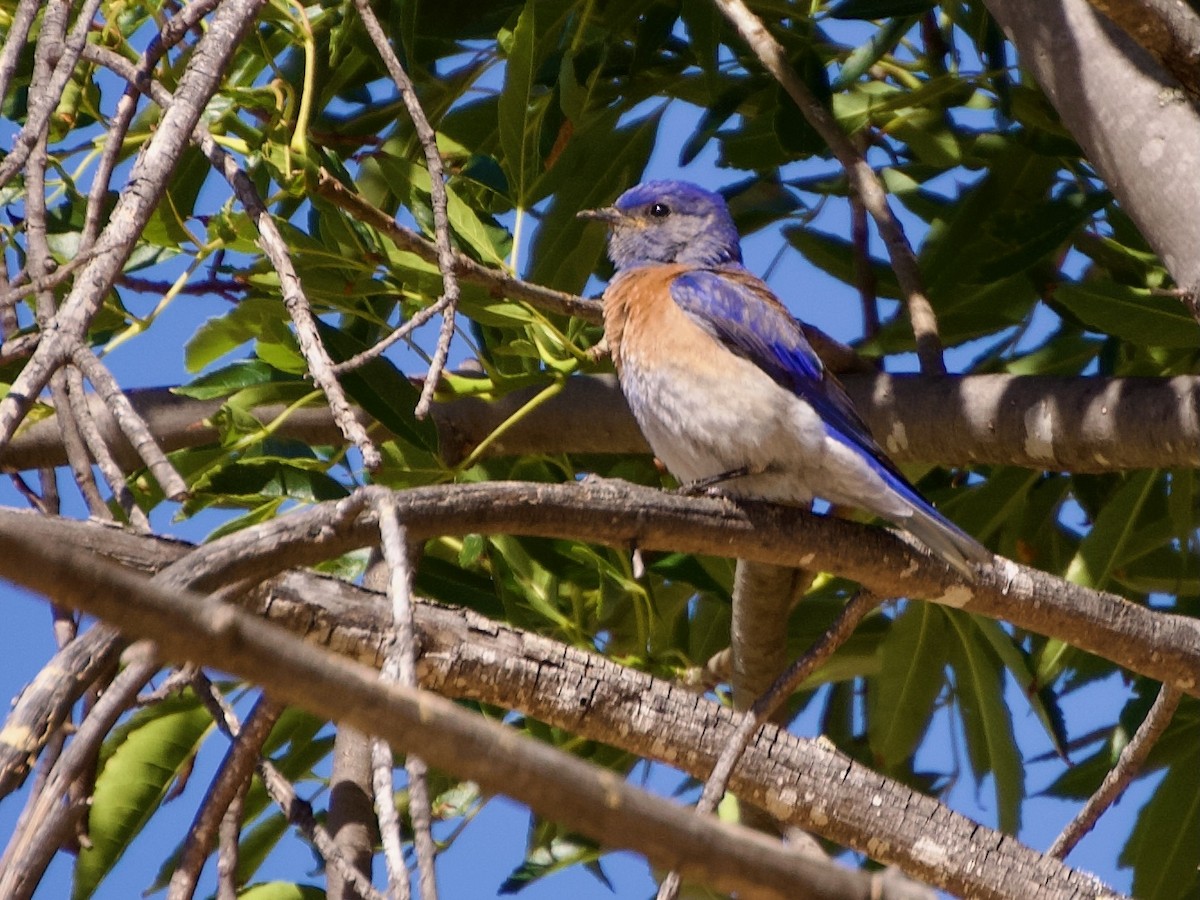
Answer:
[73, 693, 213, 899]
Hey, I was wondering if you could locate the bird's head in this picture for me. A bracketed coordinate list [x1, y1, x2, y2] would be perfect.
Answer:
[578, 180, 742, 270]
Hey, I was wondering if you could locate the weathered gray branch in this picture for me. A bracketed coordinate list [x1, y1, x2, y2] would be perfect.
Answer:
[986, 0, 1200, 310]
[0, 525, 886, 900]
[0, 514, 1121, 899]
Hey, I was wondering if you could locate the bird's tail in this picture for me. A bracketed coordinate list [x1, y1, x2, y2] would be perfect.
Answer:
[900, 503, 992, 581]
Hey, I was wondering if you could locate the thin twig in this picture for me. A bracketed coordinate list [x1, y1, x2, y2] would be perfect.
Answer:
[0, 0, 105, 189]
[52, 369, 112, 520]
[371, 738, 411, 900]
[353, 0, 461, 420]
[168, 695, 282, 900]
[314, 170, 598, 321]
[372, 493, 437, 899]
[216, 782, 247, 900]
[81, 0, 225, 252]
[656, 590, 881, 900]
[1049, 683, 1183, 858]
[202, 146, 383, 471]
[135, 664, 199, 707]
[65, 365, 151, 529]
[0, 0, 40, 108]
[72, 346, 189, 501]
[191, 674, 389, 900]
[850, 134, 880, 341]
[258, 754, 389, 900]
[23, 7, 113, 524]
[331, 295, 452, 375]
[712, 0, 946, 374]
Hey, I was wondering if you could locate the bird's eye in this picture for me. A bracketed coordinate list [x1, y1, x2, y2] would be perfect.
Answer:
[649, 202, 670, 218]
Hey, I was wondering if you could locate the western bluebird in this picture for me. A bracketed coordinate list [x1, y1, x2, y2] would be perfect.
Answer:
[579, 180, 990, 579]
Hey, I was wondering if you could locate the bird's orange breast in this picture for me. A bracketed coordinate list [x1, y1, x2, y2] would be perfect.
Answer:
[602, 263, 695, 374]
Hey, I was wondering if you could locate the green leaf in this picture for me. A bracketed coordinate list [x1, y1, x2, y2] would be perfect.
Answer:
[1122, 743, 1200, 900]
[498, 2, 550, 207]
[190, 456, 349, 503]
[1052, 282, 1200, 349]
[527, 109, 662, 293]
[174, 359, 295, 400]
[73, 692, 214, 899]
[869, 603, 948, 769]
[235, 883, 324, 900]
[785, 225, 902, 299]
[372, 153, 512, 266]
[499, 829, 609, 894]
[142, 146, 209, 249]
[945, 610, 1024, 834]
[185, 298, 299, 373]
[831, 17, 914, 89]
[1065, 470, 1160, 591]
[970, 617, 1067, 756]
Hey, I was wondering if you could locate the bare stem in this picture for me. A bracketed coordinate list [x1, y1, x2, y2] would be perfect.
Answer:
[712, 0, 946, 374]
[168, 696, 283, 900]
[353, 0, 461, 419]
[655, 590, 881, 900]
[1049, 683, 1182, 858]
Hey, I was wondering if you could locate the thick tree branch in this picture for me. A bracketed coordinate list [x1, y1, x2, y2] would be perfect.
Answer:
[2, 373, 1198, 477]
[2, 473, 1194, 691]
[0, 517, 1122, 899]
[1083, 0, 1200, 102]
[986, 0, 1200, 311]
[0, 531, 886, 900]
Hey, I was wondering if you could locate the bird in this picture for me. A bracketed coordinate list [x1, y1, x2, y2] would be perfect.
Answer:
[578, 179, 990, 579]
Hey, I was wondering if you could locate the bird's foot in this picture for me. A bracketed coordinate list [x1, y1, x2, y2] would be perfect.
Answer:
[678, 466, 754, 496]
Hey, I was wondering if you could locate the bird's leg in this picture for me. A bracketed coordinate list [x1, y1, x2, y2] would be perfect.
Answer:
[678, 465, 757, 496]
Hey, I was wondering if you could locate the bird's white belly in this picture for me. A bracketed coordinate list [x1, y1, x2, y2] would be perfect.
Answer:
[618, 351, 826, 504]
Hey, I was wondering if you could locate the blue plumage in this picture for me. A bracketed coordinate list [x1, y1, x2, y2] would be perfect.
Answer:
[580, 180, 990, 578]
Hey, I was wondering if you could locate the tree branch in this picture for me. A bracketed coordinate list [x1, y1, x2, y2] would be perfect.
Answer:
[124, 481, 1197, 696]
[1082, 0, 1200, 102]
[986, 0, 1200, 312]
[0, 517, 1123, 899]
[1048, 683, 1182, 858]
[0, 530, 891, 900]
[4, 372, 1199, 478]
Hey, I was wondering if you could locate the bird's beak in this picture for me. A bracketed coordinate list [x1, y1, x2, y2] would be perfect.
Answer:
[576, 206, 623, 224]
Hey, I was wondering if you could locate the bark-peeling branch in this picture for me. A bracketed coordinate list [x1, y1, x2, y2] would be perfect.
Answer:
[0, 527, 885, 900]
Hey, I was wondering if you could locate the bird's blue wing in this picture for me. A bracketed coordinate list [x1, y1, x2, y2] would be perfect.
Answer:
[668, 268, 912, 487]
